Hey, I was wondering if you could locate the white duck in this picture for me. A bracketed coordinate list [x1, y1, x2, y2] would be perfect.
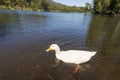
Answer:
[46, 44, 97, 74]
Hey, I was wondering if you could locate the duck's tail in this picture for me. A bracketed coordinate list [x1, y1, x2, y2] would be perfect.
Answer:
[91, 51, 97, 56]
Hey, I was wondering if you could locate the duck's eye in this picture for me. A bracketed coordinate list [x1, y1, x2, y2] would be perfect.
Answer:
[51, 45, 54, 48]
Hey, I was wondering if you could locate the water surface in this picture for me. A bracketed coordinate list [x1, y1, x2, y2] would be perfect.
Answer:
[0, 10, 120, 80]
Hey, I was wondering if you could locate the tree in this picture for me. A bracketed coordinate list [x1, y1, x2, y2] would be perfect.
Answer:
[0, 0, 4, 5]
[85, 2, 91, 13]
[3, 0, 11, 5]
[109, 0, 120, 14]
[93, 0, 120, 14]
[93, 0, 102, 12]
[41, 0, 49, 11]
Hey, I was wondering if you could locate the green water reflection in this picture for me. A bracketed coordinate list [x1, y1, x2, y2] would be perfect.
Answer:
[86, 15, 120, 80]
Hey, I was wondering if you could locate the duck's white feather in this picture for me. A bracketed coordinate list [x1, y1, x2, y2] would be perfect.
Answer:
[56, 50, 96, 64]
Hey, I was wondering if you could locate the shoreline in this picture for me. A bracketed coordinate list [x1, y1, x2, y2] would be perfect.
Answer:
[0, 5, 86, 13]
[0, 6, 119, 17]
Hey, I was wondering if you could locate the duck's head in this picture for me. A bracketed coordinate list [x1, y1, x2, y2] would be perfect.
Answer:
[46, 44, 60, 52]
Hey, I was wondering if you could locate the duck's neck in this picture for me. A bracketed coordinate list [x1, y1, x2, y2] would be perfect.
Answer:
[55, 48, 60, 54]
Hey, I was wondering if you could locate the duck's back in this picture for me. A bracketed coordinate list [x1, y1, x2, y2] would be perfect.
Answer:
[56, 50, 96, 64]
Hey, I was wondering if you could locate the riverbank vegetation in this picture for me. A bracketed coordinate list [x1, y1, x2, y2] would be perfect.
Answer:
[0, 0, 119, 15]
[93, 0, 120, 15]
[0, 0, 87, 12]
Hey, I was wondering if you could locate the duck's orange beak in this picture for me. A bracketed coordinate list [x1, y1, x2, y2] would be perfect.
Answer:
[46, 47, 51, 52]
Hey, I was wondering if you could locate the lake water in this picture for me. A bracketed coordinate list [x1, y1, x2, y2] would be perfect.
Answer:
[0, 10, 120, 80]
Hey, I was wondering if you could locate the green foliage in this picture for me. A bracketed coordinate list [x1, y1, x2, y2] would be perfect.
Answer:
[0, 0, 86, 12]
[41, 0, 49, 11]
[85, 3, 91, 13]
[93, 0, 120, 14]
[3, 0, 11, 5]
[109, 0, 120, 13]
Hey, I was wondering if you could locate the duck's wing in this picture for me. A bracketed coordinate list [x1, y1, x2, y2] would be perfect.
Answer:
[56, 50, 96, 64]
